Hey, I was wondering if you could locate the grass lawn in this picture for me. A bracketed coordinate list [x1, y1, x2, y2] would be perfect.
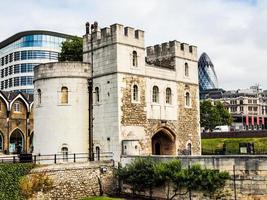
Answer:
[202, 137, 267, 154]
[80, 197, 124, 200]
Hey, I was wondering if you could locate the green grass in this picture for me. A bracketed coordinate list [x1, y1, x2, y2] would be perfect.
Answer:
[202, 137, 267, 154]
[80, 197, 124, 200]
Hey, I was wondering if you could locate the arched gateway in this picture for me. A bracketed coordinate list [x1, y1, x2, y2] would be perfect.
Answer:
[152, 128, 176, 155]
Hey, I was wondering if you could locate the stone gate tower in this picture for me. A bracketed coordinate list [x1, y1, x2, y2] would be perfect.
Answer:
[83, 23, 201, 161]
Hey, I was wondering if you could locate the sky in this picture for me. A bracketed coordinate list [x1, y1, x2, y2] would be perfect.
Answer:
[0, 0, 266, 90]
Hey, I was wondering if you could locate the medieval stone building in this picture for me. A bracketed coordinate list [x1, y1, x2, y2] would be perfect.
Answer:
[0, 91, 33, 154]
[83, 23, 201, 161]
[34, 23, 201, 161]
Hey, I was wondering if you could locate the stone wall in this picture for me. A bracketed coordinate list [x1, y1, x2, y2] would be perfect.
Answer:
[177, 83, 201, 155]
[120, 75, 201, 156]
[28, 161, 115, 200]
[121, 155, 267, 200]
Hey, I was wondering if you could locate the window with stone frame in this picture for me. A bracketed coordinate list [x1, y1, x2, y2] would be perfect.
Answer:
[14, 102, 21, 112]
[152, 86, 159, 103]
[95, 87, 100, 103]
[132, 84, 139, 102]
[185, 63, 189, 77]
[166, 87, 172, 104]
[187, 143, 192, 155]
[61, 87, 68, 104]
[37, 89, 41, 105]
[132, 51, 138, 67]
[61, 147, 68, 162]
[185, 92, 190, 107]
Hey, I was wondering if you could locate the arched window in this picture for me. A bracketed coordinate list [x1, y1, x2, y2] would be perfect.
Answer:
[95, 87, 100, 103]
[61, 87, 68, 104]
[187, 143, 192, 155]
[96, 146, 100, 161]
[166, 88, 172, 104]
[152, 86, 159, 103]
[14, 102, 21, 112]
[132, 85, 138, 102]
[61, 147, 68, 162]
[37, 89, 41, 105]
[185, 92, 190, 107]
[133, 51, 138, 67]
[185, 63, 189, 77]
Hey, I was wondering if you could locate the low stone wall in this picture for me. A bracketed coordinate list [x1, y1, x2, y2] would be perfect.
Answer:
[28, 161, 115, 200]
[121, 155, 267, 200]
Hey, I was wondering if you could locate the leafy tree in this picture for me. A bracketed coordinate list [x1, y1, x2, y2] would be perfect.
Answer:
[200, 100, 233, 131]
[116, 157, 156, 197]
[215, 101, 233, 126]
[58, 36, 83, 61]
[154, 159, 184, 199]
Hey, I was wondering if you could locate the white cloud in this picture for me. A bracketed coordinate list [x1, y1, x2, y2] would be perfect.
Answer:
[0, 0, 266, 90]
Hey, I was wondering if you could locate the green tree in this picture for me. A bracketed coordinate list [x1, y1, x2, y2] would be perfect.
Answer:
[59, 36, 83, 61]
[200, 100, 233, 131]
[116, 157, 156, 197]
[215, 101, 233, 126]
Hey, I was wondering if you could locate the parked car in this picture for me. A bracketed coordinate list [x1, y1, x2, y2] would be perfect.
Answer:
[213, 125, 230, 132]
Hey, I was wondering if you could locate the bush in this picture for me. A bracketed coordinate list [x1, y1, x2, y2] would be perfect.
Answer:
[0, 163, 35, 200]
[20, 172, 53, 199]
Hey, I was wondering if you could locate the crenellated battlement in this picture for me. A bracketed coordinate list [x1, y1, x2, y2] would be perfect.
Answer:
[145, 40, 197, 69]
[146, 40, 197, 60]
[83, 23, 145, 52]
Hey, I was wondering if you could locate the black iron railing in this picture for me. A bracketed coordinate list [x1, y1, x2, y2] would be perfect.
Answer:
[0, 152, 113, 164]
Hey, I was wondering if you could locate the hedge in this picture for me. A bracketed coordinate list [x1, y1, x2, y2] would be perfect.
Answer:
[0, 163, 35, 200]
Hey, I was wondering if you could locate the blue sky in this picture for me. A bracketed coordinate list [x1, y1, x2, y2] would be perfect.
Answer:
[0, 0, 267, 90]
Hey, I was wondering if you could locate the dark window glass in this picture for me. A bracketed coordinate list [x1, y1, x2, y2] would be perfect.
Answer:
[5, 56, 8, 64]
[4, 80, 8, 89]
[14, 77, 20, 86]
[1, 57, 4, 66]
[4, 68, 8, 77]
[8, 78, 12, 87]
[21, 51, 27, 60]
[14, 65, 20, 74]
[9, 53, 13, 63]
[0, 81, 3, 90]
[21, 76, 27, 85]
[14, 52, 20, 61]
[21, 64, 27, 73]
[9, 65, 13, 75]
[1, 69, 4, 78]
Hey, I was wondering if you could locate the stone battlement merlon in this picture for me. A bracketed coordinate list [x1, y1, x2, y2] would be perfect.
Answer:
[146, 40, 197, 61]
[83, 23, 145, 52]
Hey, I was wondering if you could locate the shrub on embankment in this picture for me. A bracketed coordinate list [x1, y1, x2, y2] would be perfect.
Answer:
[117, 158, 230, 200]
[0, 163, 35, 200]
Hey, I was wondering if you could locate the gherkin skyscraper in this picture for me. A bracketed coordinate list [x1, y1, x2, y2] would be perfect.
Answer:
[198, 52, 218, 92]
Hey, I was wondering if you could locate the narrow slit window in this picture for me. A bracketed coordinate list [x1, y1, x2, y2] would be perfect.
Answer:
[61, 87, 68, 104]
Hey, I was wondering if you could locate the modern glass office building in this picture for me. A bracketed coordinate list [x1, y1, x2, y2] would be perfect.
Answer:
[0, 31, 73, 93]
[198, 52, 218, 92]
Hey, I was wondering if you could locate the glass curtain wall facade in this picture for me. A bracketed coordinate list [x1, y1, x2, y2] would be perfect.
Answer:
[198, 52, 218, 92]
[0, 31, 73, 93]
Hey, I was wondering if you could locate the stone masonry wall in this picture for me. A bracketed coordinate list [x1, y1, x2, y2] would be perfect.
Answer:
[177, 83, 201, 155]
[121, 75, 201, 155]
[121, 155, 267, 200]
[28, 161, 115, 200]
